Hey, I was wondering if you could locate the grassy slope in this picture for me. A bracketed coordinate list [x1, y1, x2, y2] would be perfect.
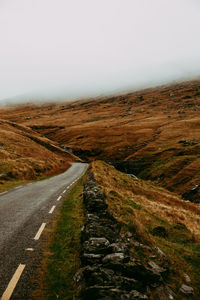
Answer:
[31, 176, 85, 300]
[91, 161, 200, 298]
[0, 119, 80, 191]
[1, 80, 200, 198]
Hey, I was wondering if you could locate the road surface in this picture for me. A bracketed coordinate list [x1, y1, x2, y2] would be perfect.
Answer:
[0, 163, 87, 299]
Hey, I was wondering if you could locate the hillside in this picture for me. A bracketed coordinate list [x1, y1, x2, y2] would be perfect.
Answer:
[34, 161, 200, 299]
[89, 161, 200, 299]
[0, 119, 80, 191]
[1, 80, 200, 299]
[1, 79, 200, 201]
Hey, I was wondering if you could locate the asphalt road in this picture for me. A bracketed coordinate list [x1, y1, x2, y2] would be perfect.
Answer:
[0, 163, 88, 300]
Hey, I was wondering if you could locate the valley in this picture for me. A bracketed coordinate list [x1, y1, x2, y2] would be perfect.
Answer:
[0, 79, 200, 299]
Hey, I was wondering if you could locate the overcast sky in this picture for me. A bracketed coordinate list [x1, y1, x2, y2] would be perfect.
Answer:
[0, 0, 200, 102]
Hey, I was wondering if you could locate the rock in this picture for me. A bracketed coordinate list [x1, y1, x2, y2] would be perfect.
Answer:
[103, 253, 128, 264]
[140, 245, 152, 251]
[77, 173, 169, 299]
[179, 284, 194, 295]
[84, 267, 143, 292]
[152, 226, 168, 238]
[129, 290, 149, 299]
[0, 173, 6, 179]
[191, 185, 199, 191]
[74, 267, 87, 284]
[82, 286, 148, 300]
[84, 198, 108, 213]
[153, 247, 167, 258]
[86, 213, 100, 222]
[84, 267, 115, 287]
[108, 243, 129, 254]
[82, 286, 123, 300]
[81, 253, 103, 265]
[182, 185, 199, 203]
[183, 273, 191, 283]
[81, 218, 121, 243]
[127, 232, 133, 238]
[83, 237, 110, 254]
[104, 262, 162, 285]
[132, 241, 140, 247]
[147, 261, 167, 277]
[127, 174, 138, 179]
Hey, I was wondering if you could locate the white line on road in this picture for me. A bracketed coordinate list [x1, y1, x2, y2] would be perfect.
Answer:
[49, 205, 56, 214]
[34, 223, 46, 240]
[62, 190, 66, 194]
[57, 196, 62, 201]
[1, 264, 26, 300]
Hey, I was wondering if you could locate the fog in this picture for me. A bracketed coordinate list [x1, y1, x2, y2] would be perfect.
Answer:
[0, 0, 200, 102]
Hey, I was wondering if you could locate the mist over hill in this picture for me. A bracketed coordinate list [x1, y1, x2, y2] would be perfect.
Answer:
[0, 0, 200, 103]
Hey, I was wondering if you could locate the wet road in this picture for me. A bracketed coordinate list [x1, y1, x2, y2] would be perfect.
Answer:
[0, 163, 87, 299]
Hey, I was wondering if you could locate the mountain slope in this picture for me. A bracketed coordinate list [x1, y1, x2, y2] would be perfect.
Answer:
[91, 161, 200, 298]
[0, 119, 80, 189]
[1, 79, 200, 201]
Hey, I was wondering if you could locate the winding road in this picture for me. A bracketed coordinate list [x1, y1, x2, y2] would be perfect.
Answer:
[0, 163, 88, 299]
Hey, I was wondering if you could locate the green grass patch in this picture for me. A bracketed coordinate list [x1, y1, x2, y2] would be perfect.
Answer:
[0, 179, 32, 193]
[33, 176, 85, 300]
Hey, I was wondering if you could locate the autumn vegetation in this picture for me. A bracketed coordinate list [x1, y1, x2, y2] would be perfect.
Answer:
[1, 79, 200, 199]
[2, 79, 200, 298]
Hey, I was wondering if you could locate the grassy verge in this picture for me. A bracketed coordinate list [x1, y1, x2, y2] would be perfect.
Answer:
[31, 176, 85, 300]
[91, 160, 200, 299]
[0, 179, 35, 193]
[0, 167, 71, 193]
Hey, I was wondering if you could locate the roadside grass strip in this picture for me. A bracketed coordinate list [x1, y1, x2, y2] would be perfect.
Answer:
[31, 176, 85, 300]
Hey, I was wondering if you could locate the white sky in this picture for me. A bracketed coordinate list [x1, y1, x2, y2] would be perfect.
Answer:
[0, 0, 200, 101]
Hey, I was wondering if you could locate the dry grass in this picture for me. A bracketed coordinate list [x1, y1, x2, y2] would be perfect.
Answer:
[91, 160, 200, 297]
[92, 161, 200, 239]
[0, 119, 79, 190]
[1, 80, 200, 197]
[31, 176, 85, 300]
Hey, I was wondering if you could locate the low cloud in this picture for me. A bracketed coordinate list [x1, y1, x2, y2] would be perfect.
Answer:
[0, 0, 200, 102]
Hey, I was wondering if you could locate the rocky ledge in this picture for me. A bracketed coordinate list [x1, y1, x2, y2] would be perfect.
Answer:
[74, 172, 194, 299]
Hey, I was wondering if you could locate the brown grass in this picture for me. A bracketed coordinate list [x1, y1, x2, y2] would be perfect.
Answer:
[1, 80, 200, 197]
[0, 119, 79, 189]
[91, 160, 200, 297]
[91, 160, 200, 240]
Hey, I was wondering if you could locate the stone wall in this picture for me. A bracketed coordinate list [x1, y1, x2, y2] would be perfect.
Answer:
[74, 172, 193, 299]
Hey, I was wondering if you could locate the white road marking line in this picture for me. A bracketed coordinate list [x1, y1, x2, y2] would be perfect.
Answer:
[34, 223, 46, 240]
[57, 196, 62, 201]
[49, 205, 56, 214]
[62, 190, 66, 194]
[1, 264, 26, 300]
